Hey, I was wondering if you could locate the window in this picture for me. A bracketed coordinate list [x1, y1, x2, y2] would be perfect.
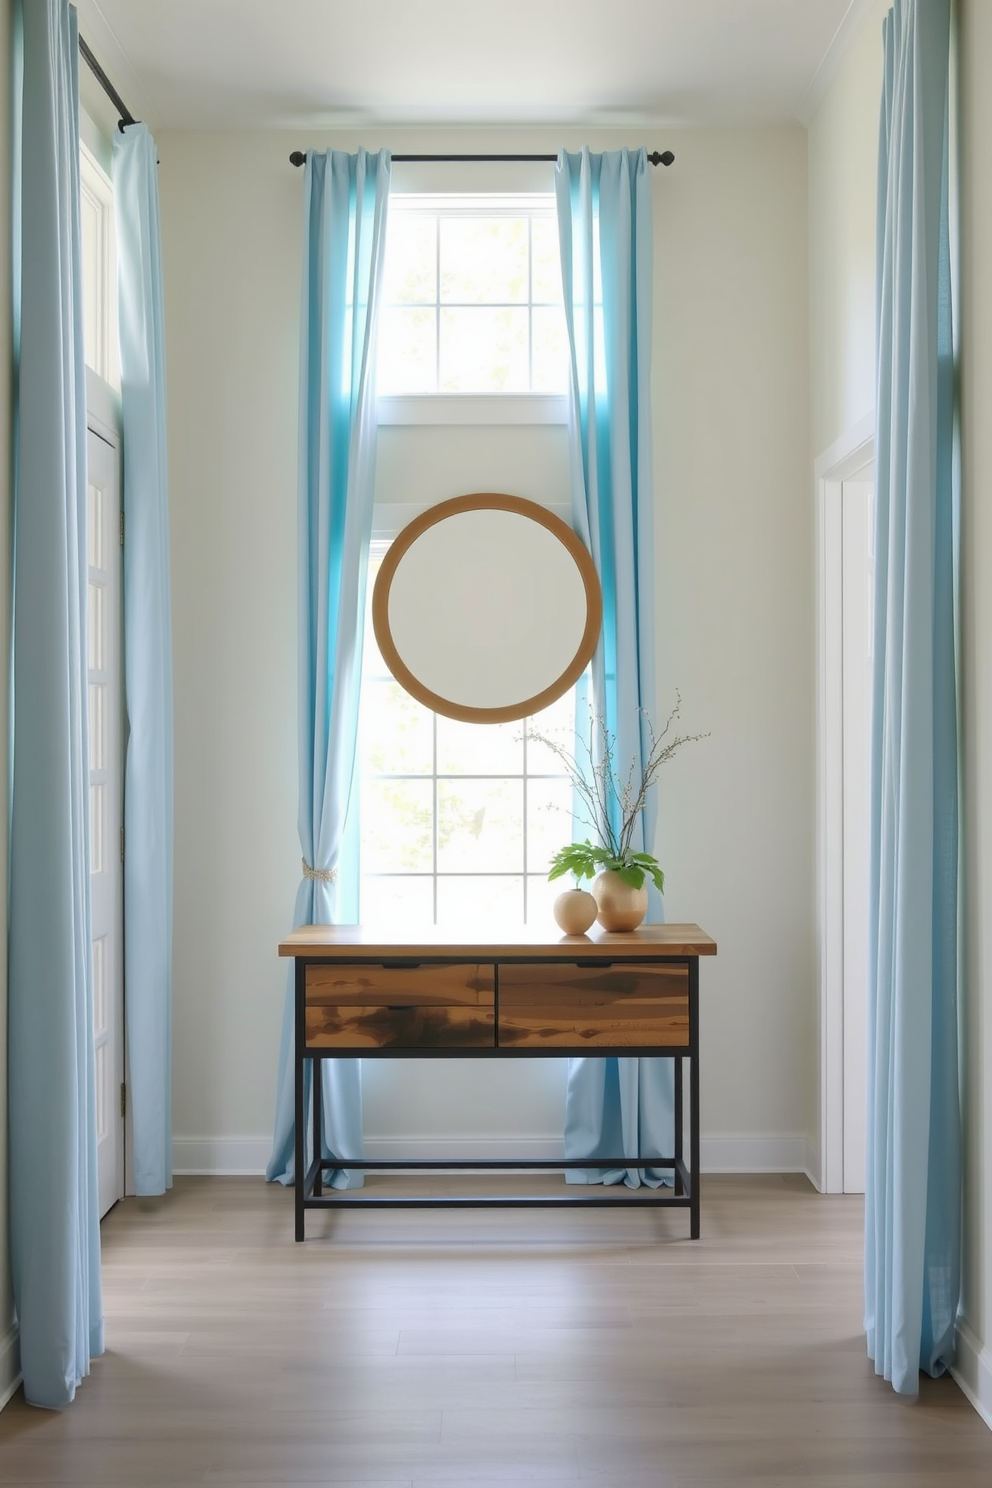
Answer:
[377, 195, 569, 398]
[358, 544, 577, 927]
[79, 141, 120, 390]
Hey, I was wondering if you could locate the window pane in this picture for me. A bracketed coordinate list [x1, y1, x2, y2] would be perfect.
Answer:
[439, 307, 528, 392]
[526, 873, 566, 928]
[531, 217, 563, 304]
[383, 213, 436, 304]
[360, 679, 433, 775]
[362, 779, 433, 872]
[361, 875, 434, 928]
[437, 875, 524, 925]
[527, 690, 579, 774]
[527, 776, 574, 877]
[437, 715, 522, 775]
[532, 305, 570, 393]
[437, 779, 523, 872]
[362, 613, 389, 677]
[377, 306, 437, 394]
[440, 218, 528, 304]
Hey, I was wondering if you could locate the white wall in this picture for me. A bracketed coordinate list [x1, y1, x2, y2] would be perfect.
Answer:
[0, 0, 16, 1414]
[158, 123, 813, 1176]
[958, 0, 992, 1430]
[808, 0, 888, 457]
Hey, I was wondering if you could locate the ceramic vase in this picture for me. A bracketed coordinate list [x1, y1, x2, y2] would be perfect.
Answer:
[553, 887, 598, 935]
[592, 870, 649, 932]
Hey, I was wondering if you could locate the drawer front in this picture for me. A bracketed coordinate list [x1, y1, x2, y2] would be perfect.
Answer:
[498, 963, 689, 1049]
[305, 963, 495, 1049]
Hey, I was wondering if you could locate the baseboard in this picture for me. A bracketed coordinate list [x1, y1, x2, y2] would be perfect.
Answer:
[174, 1132, 812, 1176]
[951, 1317, 992, 1432]
[699, 1133, 812, 1174]
[0, 1323, 20, 1413]
[173, 1136, 273, 1175]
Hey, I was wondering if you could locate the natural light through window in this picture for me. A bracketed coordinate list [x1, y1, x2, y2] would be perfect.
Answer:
[377, 195, 569, 396]
[358, 544, 577, 927]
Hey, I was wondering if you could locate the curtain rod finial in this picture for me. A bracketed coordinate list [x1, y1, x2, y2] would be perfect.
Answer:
[290, 150, 307, 168]
[648, 150, 675, 167]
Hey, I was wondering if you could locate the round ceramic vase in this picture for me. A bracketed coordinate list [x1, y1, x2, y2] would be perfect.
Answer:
[592, 870, 649, 932]
[553, 888, 598, 935]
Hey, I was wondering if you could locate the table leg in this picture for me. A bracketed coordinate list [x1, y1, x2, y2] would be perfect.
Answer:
[313, 1054, 323, 1197]
[674, 1053, 684, 1196]
[294, 959, 307, 1242]
[689, 956, 700, 1239]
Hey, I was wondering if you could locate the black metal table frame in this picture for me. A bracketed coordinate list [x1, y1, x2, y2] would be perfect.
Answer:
[293, 953, 700, 1240]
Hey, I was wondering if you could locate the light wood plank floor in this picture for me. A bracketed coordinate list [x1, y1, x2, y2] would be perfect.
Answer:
[0, 1173, 989, 1485]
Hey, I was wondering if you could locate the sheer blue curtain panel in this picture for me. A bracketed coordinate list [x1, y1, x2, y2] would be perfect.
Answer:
[113, 121, 174, 1198]
[556, 147, 673, 1188]
[866, 0, 960, 1397]
[267, 149, 391, 1186]
[8, 0, 104, 1407]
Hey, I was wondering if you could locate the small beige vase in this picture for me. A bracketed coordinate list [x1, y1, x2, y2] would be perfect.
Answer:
[553, 887, 598, 935]
[592, 870, 649, 932]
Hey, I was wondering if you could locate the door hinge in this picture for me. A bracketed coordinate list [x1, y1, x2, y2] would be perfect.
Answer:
[120, 826, 125, 863]
[119, 510, 125, 547]
[120, 1082, 127, 1118]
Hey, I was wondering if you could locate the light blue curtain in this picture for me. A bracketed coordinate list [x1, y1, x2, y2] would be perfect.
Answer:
[112, 123, 174, 1197]
[267, 149, 390, 1187]
[866, 0, 959, 1397]
[556, 147, 672, 1188]
[8, 0, 104, 1407]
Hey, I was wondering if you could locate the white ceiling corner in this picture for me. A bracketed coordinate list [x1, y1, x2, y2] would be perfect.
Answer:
[794, 0, 885, 125]
[75, 0, 156, 128]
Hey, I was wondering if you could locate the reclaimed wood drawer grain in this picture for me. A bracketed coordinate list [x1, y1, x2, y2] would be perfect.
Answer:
[497, 963, 689, 1048]
[305, 963, 495, 1049]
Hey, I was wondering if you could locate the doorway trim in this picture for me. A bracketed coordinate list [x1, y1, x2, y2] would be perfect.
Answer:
[814, 412, 874, 1194]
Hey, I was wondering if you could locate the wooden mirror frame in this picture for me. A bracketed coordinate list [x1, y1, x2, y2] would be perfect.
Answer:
[371, 493, 603, 725]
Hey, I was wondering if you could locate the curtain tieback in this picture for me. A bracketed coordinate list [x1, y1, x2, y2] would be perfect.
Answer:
[302, 858, 337, 883]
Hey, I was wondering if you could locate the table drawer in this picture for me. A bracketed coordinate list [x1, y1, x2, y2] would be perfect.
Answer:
[305, 963, 495, 1049]
[497, 963, 689, 1048]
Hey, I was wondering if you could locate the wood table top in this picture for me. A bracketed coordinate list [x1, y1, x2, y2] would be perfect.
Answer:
[279, 922, 717, 960]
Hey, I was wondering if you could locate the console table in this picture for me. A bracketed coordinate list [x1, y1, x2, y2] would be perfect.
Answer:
[279, 922, 717, 1240]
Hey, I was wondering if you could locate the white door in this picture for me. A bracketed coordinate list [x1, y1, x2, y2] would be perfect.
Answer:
[87, 422, 124, 1218]
[840, 477, 874, 1195]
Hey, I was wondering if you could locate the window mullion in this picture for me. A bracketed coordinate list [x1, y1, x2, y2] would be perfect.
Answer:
[527, 216, 534, 395]
[434, 214, 441, 395]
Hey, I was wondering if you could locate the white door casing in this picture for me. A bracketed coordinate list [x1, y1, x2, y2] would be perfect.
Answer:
[815, 415, 874, 1195]
[87, 418, 124, 1218]
[840, 479, 873, 1194]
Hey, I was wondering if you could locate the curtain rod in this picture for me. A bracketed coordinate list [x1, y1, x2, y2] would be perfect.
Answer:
[78, 34, 136, 131]
[289, 149, 675, 168]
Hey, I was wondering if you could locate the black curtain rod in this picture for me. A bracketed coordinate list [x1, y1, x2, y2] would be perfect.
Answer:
[79, 34, 136, 132]
[289, 149, 675, 168]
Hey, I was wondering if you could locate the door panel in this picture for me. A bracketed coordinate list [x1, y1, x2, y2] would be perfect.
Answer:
[87, 423, 124, 1218]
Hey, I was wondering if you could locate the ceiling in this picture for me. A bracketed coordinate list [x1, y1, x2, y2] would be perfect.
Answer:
[75, 0, 877, 134]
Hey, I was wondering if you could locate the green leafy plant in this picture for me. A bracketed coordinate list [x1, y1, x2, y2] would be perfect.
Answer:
[531, 691, 708, 894]
[548, 840, 666, 894]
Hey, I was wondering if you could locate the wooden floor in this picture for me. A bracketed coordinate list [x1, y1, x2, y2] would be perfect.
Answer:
[0, 1173, 990, 1485]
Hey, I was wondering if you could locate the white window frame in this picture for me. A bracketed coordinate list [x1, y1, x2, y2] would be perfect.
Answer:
[377, 193, 569, 427]
[80, 140, 120, 392]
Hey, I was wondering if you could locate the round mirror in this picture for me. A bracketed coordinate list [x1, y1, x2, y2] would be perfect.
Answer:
[372, 494, 602, 724]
